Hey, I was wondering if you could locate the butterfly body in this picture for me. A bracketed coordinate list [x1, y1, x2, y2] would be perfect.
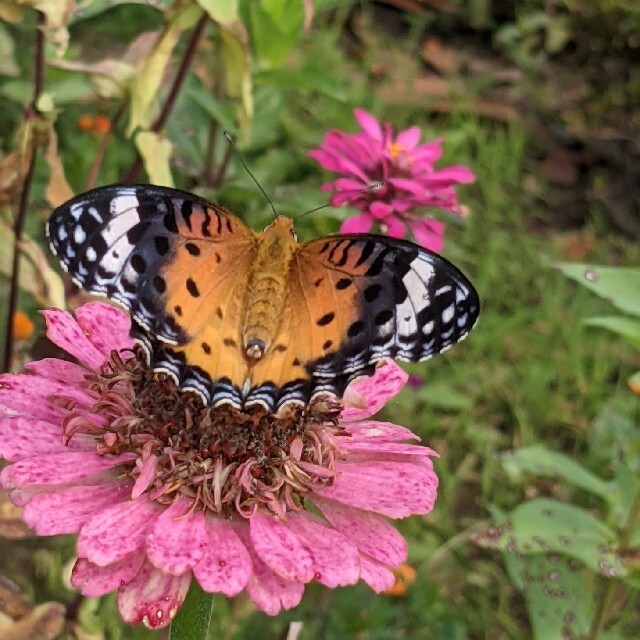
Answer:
[47, 184, 480, 414]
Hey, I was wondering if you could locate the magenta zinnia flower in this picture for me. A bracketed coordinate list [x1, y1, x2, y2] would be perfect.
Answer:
[0, 302, 438, 629]
[309, 108, 475, 252]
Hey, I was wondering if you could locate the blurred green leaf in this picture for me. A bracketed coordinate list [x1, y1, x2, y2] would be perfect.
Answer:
[583, 315, 640, 350]
[500, 445, 610, 500]
[508, 553, 592, 640]
[196, 0, 239, 25]
[254, 67, 347, 101]
[71, 0, 172, 23]
[187, 85, 236, 133]
[556, 263, 640, 317]
[475, 498, 626, 577]
[0, 22, 18, 76]
[240, 0, 304, 69]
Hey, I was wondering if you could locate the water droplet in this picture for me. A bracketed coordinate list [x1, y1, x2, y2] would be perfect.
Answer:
[584, 269, 597, 282]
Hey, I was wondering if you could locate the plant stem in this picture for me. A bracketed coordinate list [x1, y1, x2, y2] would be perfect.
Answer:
[85, 101, 126, 190]
[2, 11, 45, 373]
[124, 11, 209, 184]
[169, 582, 214, 640]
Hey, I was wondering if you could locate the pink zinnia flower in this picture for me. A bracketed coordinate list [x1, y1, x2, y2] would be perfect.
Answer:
[0, 302, 438, 629]
[309, 108, 476, 252]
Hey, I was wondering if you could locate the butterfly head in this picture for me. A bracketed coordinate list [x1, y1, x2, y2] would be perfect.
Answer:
[262, 215, 298, 241]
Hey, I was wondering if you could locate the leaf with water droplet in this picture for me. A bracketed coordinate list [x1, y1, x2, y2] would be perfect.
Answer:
[556, 263, 640, 318]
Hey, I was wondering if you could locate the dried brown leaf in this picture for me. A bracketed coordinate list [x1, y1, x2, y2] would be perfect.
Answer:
[0, 602, 65, 640]
[44, 126, 73, 207]
[0, 490, 31, 540]
[0, 576, 32, 619]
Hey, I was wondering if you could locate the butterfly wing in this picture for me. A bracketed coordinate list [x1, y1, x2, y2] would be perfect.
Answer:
[47, 184, 257, 405]
[248, 234, 480, 411]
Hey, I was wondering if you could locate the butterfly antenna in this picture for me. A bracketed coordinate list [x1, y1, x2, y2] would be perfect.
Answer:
[223, 131, 278, 220]
[297, 203, 331, 220]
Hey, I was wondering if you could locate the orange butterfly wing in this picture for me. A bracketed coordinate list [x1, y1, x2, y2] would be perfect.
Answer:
[247, 234, 480, 410]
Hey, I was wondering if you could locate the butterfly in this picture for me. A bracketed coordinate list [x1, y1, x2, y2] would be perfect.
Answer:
[47, 184, 480, 414]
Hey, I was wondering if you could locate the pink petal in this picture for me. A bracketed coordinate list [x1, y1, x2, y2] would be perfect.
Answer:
[341, 360, 408, 421]
[0, 373, 94, 422]
[388, 177, 426, 196]
[340, 214, 373, 235]
[343, 420, 420, 443]
[78, 496, 160, 566]
[369, 201, 394, 219]
[312, 498, 406, 566]
[2, 451, 134, 489]
[74, 302, 133, 357]
[408, 220, 445, 252]
[315, 460, 438, 518]
[193, 518, 252, 595]
[359, 555, 395, 592]
[354, 109, 383, 142]
[117, 559, 190, 629]
[394, 126, 421, 150]
[25, 359, 88, 386]
[428, 165, 476, 185]
[23, 481, 132, 535]
[0, 417, 92, 460]
[410, 140, 444, 165]
[42, 309, 107, 370]
[72, 552, 145, 596]
[287, 513, 360, 588]
[249, 512, 314, 583]
[242, 537, 305, 615]
[146, 498, 206, 575]
[382, 215, 406, 239]
[342, 440, 437, 458]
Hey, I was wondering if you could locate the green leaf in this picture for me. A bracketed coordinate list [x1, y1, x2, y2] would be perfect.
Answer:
[136, 131, 174, 187]
[240, 0, 304, 69]
[218, 23, 253, 137]
[500, 445, 610, 499]
[0, 21, 18, 76]
[196, 0, 238, 25]
[510, 554, 592, 640]
[71, 0, 172, 23]
[583, 316, 640, 350]
[556, 263, 640, 317]
[169, 582, 213, 640]
[187, 87, 236, 134]
[254, 67, 347, 101]
[475, 498, 626, 577]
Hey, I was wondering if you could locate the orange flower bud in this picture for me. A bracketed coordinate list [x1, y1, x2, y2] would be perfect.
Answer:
[384, 562, 416, 597]
[12, 311, 34, 340]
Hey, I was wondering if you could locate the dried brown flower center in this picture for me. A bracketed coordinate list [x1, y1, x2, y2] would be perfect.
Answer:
[56, 348, 346, 518]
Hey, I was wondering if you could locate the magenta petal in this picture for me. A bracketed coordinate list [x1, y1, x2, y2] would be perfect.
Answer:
[42, 309, 107, 370]
[340, 214, 373, 235]
[72, 552, 145, 596]
[0, 373, 94, 422]
[408, 220, 445, 252]
[23, 482, 132, 535]
[429, 165, 476, 184]
[193, 518, 252, 595]
[287, 513, 360, 588]
[315, 460, 438, 518]
[394, 127, 421, 150]
[383, 215, 406, 239]
[354, 109, 383, 142]
[78, 496, 160, 566]
[359, 555, 395, 592]
[341, 360, 408, 421]
[117, 558, 190, 629]
[74, 302, 133, 357]
[342, 440, 437, 458]
[312, 498, 406, 566]
[146, 498, 206, 575]
[3, 451, 134, 489]
[369, 201, 394, 219]
[249, 512, 314, 583]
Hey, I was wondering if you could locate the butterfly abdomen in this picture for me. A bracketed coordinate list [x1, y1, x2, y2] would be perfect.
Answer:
[242, 217, 298, 360]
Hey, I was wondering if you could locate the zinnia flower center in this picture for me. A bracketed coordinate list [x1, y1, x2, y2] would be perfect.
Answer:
[53, 349, 347, 519]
